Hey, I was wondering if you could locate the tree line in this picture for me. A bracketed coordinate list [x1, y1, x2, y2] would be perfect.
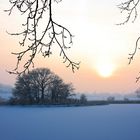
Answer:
[3, 67, 140, 105]
[10, 68, 76, 105]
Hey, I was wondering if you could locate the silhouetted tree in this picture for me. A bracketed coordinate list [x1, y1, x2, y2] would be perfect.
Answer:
[49, 75, 74, 103]
[135, 87, 140, 98]
[80, 94, 87, 104]
[6, 0, 80, 74]
[107, 96, 115, 102]
[124, 97, 129, 101]
[11, 68, 74, 104]
[12, 73, 34, 104]
[29, 68, 52, 102]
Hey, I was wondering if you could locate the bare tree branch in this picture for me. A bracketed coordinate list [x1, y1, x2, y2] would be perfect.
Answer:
[117, 0, 140, 25]
[118, 0, 140, 81]
[5, 0, 80, 75]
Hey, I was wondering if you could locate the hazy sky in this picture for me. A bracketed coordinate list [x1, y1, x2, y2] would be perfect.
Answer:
[0, 0, 140, 94]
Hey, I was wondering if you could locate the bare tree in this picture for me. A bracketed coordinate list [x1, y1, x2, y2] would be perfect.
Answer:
[12, 73, 35, 104]
[29, 68, 53, 102]
[107, 96, 115, 102]
[48, 74, 74, 103]
[80, 94, 87, 104]
[12, 68, 52, 104]
[118, 0, 140, 81]
[135, 87, 140, 98]
[5, 0, 80, 74]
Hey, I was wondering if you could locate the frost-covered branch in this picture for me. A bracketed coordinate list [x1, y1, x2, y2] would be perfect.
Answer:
[118, 0, 140, 63]
[118, 0, 140, 81]
[5, 0, 80, 74]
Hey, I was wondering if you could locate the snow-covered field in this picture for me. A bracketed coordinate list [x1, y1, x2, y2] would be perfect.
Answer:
[0, 104, 140, 140]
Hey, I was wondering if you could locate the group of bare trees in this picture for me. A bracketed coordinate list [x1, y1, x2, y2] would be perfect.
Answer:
[10, 68, 74, 104]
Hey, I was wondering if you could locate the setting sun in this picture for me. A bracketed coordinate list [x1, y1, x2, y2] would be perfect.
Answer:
[96, 62, 116, 78]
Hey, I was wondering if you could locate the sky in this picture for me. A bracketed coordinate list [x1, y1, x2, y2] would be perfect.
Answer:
[0, 0, 140, 94]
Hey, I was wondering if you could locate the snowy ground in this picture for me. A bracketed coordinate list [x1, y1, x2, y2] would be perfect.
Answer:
[0, 104, 140, 140]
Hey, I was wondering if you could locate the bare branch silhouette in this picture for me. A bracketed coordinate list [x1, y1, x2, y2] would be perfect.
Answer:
[5, 0, 80, 74]
[118, 0, 140, 81]
[117, 0, 140, 25]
